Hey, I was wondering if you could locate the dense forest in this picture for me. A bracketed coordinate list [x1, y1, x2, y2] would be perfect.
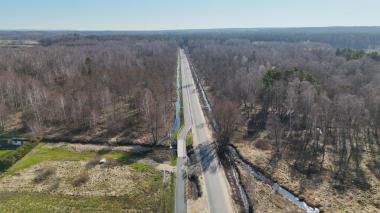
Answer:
[0, 38, 177, 144]
[175, 27, 380, 49]
[186, 39, 380, 191]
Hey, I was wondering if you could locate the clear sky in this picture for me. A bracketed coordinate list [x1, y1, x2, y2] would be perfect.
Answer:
[1, 0, 379, 30]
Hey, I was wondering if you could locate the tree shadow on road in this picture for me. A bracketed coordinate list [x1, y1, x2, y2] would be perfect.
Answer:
[194, 142, 219, 174]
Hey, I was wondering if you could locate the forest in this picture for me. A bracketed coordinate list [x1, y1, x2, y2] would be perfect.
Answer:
[186, 39, 380, 210]
[0, 38, 177, 145]
[1, 29, 380, 211]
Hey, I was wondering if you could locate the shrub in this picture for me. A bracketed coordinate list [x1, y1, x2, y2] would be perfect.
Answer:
[47, 177, 61, 192]
[85, 157, 100, 169]
[72, 172, 89, 187]
[34, 166, 56, 183]
[254, 139, 272, 151]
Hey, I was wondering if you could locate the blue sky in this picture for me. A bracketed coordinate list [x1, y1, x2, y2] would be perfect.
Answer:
[1, 0, 379, 30]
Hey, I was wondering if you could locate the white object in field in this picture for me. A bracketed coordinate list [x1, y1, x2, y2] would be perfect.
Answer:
[177, 139, 186, 158]
[99, 158, 107, 164]
[11, 140, 23, 146]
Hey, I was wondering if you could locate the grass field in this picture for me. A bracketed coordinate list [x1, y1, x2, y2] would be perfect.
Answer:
[2, 144, 128, 176]
[0, 143, 175, 212]
[0, 150, 14, 157]
[0, 192, 138, 212]
[0, 179, 174, 212]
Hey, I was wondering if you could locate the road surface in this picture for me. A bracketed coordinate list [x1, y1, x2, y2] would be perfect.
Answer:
[179, 49, 234, 213]
[175, 124, 190, 213]
[175, 156, 187, 213]
[175, 50, 192, 213]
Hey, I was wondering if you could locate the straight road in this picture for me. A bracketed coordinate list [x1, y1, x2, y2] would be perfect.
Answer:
[175, 124, 190, 213]
[179, 49, 234, 213]
[175, 157, 187, 213]
[175, 50, 191, 213]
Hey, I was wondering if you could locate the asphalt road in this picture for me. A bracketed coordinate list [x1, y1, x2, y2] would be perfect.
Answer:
[175, 50, 191, 213]
[179, 49, 234, 213]
[175, 157, 187, 213]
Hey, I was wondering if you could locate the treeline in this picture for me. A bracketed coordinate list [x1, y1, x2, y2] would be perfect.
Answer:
[336, 48, 380, 61]
[176, 31, 380, 49]
[0, 39, 177, 144]
[187, 40, 380, 186]
[3, 27, 380, 49]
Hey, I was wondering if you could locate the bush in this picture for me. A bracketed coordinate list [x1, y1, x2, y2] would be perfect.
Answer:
[72, 172, 89, 187]
[85, 157, 100, 169]
[254, 139, 272, 151]
[34, 166, 56, 183]
[47, 177, 61, 192]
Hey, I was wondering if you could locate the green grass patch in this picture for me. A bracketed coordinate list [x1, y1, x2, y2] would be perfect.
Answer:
[186, 133, 193, 146]
[159, 173, 175, 212]
[0, 146, 176, 212]
[2, 144, 133, 176]
[131, 161, 156, 173]
[0, 150, 13, 157]
[170, 156, 177, 166]
[174, 125, 184, 140]
[0, 139, 40, 173]
[3, 144, 94, 176]
[101, 152, 127, 159]
[179, 65, 184, 128]
[173, 51, 185, 141]
[0, 144, 175, 212]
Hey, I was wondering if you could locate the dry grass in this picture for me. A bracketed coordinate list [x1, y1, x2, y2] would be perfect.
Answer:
[34, 166, 56, 183]
[0, 143, 175, 212]
[72, 172, 89, 187]
[232, 130, 380, 213]
[254, 138, 272, 150]
[237, 164, 303, 212]
[85, 157, 100, 169]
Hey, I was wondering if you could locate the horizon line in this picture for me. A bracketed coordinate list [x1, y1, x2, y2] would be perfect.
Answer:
[1, 25, 380, 32]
